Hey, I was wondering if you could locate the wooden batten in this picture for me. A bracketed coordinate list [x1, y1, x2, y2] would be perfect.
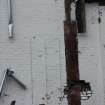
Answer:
[64, 20, 81, 105]
[76, 0, 86, 33]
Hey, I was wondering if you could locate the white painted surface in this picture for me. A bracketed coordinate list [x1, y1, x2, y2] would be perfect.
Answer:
[0, 0, 67, 105]
[0, 0, 105, 105]
[79, 4, 104, 105]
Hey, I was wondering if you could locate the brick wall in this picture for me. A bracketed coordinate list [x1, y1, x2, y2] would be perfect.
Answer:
[0, 0, 67, 105]
[0, 0, 104, 105]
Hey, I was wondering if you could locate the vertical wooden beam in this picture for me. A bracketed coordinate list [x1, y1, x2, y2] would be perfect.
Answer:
[76, 0, 86, 33]
[64, 0, 72, 21]
[64, 0, 81, 105]
[64, 21, 80, 81]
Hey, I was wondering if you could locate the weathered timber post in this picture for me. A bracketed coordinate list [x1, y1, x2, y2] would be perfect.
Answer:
[76, 0, 86, 33]
[64, 0, 81, 105]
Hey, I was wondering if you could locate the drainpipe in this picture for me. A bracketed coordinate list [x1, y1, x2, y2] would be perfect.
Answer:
[8, 0, 14, 38]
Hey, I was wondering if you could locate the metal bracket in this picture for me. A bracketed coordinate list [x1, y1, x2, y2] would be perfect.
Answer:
[0, 69, 27, 97]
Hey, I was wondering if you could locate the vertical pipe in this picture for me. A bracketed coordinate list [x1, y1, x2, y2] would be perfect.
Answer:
[0, 70, 7, 96]
[8, 0, 13, 38]
[64, 0, 81, 105]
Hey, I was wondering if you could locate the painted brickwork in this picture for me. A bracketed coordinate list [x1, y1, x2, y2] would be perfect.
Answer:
[0, 0, 104, 105]
[0, 0, 67, 105]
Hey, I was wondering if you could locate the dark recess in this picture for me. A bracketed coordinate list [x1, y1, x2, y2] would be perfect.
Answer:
[10, 100, 16, 105]
[76, 0, 86, 33]
[85, 0, 105, 5]
[85, 0, 104, 3]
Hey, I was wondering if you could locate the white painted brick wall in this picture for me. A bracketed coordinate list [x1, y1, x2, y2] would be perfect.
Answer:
[0, 0, 105, 105]
[0, 0, 66, 105]
[79, 4, 104, 105]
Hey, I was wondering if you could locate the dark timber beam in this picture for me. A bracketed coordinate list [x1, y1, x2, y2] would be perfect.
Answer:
[76, 0, 86, 33]
[85, 0, 105, 3]
[85, 0, 105, 5]
[64, 0, 81, 105]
